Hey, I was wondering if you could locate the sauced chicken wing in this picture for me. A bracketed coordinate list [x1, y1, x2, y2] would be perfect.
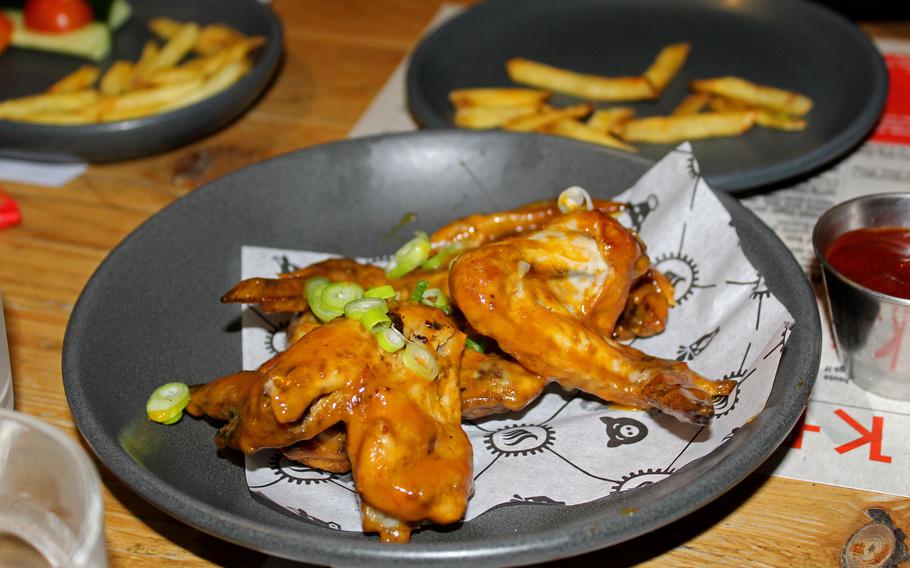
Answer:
[430, 198, 624, 252]
[449, 209, 735, 425]
[221, 258, 387, 313]
[188, 304, 472, 542]
[459, 349, 546, 419]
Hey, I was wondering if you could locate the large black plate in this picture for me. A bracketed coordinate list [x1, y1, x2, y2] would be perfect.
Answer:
[406, 0, 887, 193]
[0, 0, 282, 162]
[62, 131, 820, 566]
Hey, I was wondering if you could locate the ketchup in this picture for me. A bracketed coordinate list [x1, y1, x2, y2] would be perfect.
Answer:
[826, 226, 910, 300]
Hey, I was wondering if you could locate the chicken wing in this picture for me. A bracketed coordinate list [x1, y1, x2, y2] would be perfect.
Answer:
[221, 258, 388, 313]
[430, 198, 624, 252]
[449, 209, 735, 425]
[188, 303, 472, 542]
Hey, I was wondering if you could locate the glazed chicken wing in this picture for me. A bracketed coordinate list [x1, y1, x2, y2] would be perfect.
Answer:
[221, 258, 388, 313]
[449, 209, 735, 425]
[188, 303, 473, 542]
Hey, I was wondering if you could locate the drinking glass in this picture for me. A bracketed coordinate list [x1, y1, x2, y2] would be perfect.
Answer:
[0, 292, 11, 410]
[0, 409, 107, 567]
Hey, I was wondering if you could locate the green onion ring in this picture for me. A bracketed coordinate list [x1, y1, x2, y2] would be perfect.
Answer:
[146, 382, 190, 424]
[321, 282, 364, 311]
[305, 277, 342, 322]
[363, 284, 396, 299]
[344, 297, 388, 320]
[376, 326, 405, 353]
[361, 306, 392, 332]
[402, 342, 438, 380]
[410, 280, 429, 302]
[386, 232, 431, 279]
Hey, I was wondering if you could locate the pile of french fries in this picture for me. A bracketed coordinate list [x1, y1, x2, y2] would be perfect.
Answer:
[450, 43, 813, 152]
[0, 18, 265, 125]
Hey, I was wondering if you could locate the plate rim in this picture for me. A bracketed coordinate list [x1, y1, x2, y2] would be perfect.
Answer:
[62, 130, 821, 566]
[405, 0, 888, 194]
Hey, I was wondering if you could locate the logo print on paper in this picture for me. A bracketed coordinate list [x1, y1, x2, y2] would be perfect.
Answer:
[625, 194, 659, 234]
[653, 223, 716, 305]
[611, 468, 675, 493]
[484, 424, 556, 457]
[726, 271, 771, 330]
[600, 416, 649, 447]
[677, 327, 719, 362]
[713, 343, 757, 418]
[273, 254, 302, 274]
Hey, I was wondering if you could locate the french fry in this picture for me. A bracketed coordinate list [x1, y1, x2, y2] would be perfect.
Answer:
[454, 105, 541, 129]
[13, 106, 99, 125]
[0, 90, 99, 119]
[148, 17, 183, 40]
[48, 66, 100, 94]
[506, 58, 655, 101]
[643, 43, 690, 94]
[130, 41, 161, 87]
[540, 119, 637, 152]
[708, 95, 806, 131]
[754, 110, 807, 131]
[616, 111, 756, 143]
[158, 60, 252, 113]
[672, 92, 712, 115]
[502, 103, 593, 132]
[586, 107, 635, 133]
[138, 22, 200, 81]
[690, 76, 812, 116]
[97, 79, 204, 122]
[195, 24, 245, 55]
[143, 64, 205, 87]
[99, 61, 135, 96]
[449, 88, 551, 108]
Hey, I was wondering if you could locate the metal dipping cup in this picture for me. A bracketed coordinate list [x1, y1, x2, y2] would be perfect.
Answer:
[813, 193, 910, 399]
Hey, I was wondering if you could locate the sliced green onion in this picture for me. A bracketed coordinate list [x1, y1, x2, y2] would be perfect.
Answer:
[386, 232, 431, 279]
[557, 186, 593, 214]
[420, 246, 456, 271]
[304, 277, 331, 298]
[321, 282, 364, 311]
[402, 342, 438, 380]
[344, 297, 388, 320]
[465, 338, 485, 353]
[361, 306, 392, 332]
[363, 284, 396, 299]
[410, 280, 429, 302]
[305, 277, 342, 322]
[376, 326, 406, 353]
[421, 288, 452, 315]
[146, 382, 190, 424]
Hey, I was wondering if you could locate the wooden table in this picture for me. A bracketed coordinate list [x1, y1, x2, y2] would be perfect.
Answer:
[2, 1, 908, 566]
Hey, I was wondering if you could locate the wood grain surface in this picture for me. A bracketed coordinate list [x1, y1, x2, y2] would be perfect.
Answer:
[1, 1, 908, 566]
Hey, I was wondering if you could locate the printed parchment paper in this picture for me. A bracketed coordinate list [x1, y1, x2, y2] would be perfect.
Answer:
[237, 145, 793, 531]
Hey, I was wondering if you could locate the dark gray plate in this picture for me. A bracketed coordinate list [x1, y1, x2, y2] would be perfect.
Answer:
[406, 0, 887, 193]
[0, 0, 282, 162]
[62, 131, 820, 567]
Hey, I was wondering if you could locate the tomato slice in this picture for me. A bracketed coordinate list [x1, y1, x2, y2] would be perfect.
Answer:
[0, 12, 12, 54]
[23, 0, 93, 34]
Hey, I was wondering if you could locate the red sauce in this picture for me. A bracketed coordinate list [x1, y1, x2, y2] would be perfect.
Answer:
[826, 227, 910, 300]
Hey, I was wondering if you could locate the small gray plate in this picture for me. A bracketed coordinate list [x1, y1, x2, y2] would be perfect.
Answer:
[406, 0, 887, 193]
[62, 131, 820, 567]
[0, 0, 282, 162]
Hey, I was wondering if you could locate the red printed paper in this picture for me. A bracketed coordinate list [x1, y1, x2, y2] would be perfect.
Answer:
[871, 52, 910, 145]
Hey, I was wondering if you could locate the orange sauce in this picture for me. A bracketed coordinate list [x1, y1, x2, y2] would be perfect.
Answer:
[826, 227, 910, 300]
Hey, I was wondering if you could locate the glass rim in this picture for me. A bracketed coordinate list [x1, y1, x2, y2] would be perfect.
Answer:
[0, 408, 104, 566]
